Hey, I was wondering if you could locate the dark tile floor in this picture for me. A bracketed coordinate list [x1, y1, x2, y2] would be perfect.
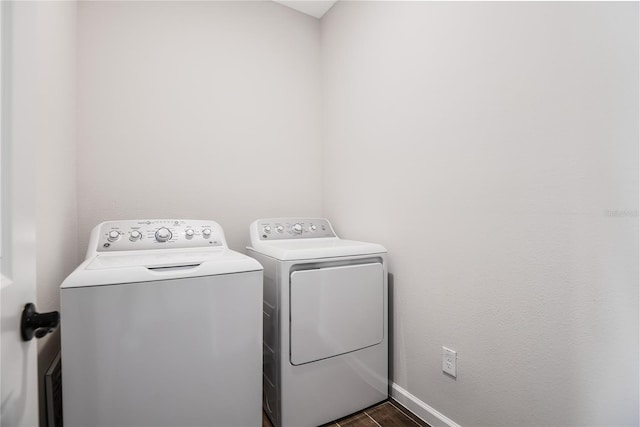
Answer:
[262, 400, 430, 427]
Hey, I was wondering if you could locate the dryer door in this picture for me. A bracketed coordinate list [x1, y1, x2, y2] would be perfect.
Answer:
[289, 262, 384, 365]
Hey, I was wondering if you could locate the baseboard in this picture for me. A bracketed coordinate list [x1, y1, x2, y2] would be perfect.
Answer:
[390, 383, 461, 427]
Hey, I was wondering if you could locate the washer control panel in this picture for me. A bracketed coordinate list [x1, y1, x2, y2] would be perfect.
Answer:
[256, 218, 336, 240]
[96, 219, 224, 252]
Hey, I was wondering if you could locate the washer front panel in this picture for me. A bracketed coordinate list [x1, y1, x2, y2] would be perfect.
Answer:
[289, 262, 384, 365]
[61, 272, 262, 427]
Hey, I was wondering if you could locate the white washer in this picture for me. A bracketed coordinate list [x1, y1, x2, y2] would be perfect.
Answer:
[247, 218, 388, 427]
[61, 219, 263, 427]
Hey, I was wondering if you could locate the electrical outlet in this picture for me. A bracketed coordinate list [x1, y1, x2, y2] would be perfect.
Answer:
[442, 347, 457, 377]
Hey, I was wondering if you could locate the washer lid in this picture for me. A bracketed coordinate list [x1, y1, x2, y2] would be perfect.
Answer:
[248, 238, 386, 261]
[61, 248, 262, 289]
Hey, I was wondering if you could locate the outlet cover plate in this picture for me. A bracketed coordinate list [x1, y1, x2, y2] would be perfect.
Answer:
[442, 346, 457, 377]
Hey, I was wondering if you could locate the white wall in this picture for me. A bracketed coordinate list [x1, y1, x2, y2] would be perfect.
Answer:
[33, 2, 78, 425]
[321, 2, 638, 426]
[77, 1, 322, 255]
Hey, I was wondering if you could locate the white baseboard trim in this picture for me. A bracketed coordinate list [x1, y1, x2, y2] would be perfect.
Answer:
[390, 383, 461, 427]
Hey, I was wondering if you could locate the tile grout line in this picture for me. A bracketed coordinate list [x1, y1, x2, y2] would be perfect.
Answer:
[364, 411, 383, 427]
[388, 400, 425, 427]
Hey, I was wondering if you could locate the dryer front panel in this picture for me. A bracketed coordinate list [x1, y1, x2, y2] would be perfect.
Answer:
[289, 262, 384, 365]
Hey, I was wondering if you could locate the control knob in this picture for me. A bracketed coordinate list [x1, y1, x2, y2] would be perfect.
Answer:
[185, 229, 195, 239]
[129, 230, 142, 241]
[107, 231, 120, 242]
[155, 227, 172, 242]
[263, 225, 272, 234]
[275, 225, 284, 233]
[292, 223, 303, 234]
[202, 228, 212, 238]
[309, 224, 317, 232]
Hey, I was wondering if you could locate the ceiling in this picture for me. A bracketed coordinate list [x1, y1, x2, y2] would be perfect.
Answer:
[273, 1, 337, 19]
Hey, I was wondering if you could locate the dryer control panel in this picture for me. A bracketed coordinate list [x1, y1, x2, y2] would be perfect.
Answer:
[254, 218, 336, 240]
[95, 219, 225, 252]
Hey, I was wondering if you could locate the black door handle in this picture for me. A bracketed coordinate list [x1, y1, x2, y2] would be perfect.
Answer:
[21, 303, 60, 341]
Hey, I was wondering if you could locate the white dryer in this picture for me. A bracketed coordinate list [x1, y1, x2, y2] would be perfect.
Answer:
[247, 218, 388, 427]
[61, 219, 263, 427]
